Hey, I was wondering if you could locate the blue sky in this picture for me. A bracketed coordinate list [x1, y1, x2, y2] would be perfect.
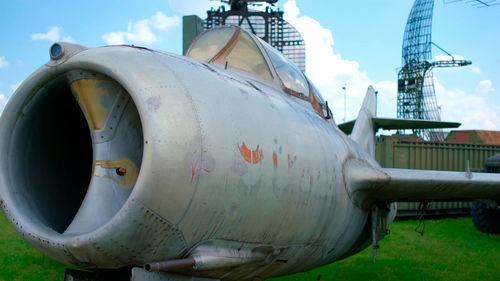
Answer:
[1, 0, 499, 130]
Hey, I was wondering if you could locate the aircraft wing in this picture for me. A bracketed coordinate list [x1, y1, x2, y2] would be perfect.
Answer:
[338, 118, 461, 135]
[349, 167, 500, 208]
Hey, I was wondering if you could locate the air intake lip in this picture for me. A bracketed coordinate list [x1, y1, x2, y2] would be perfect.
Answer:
[0, 69, 143, 236]
[3, 74, 93, 234]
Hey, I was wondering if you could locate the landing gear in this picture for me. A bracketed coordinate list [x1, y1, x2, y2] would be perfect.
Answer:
[471, 154, 500, 234]
[471, 200, 500, 234]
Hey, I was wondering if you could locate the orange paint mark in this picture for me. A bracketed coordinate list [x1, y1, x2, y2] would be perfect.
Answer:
[239, 142, 263, 164]
[252, 146, 262, 164]
[272, 152, 278, 167]
[310, 176, 313, 185]
[239, 143, 252, 163]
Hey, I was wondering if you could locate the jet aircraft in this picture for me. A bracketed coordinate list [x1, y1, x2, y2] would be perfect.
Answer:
[0, 26, 499, 281]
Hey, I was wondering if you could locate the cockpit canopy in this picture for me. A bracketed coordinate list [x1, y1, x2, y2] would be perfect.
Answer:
[186, 26, 273, 80]
[186, 26, 332, 120]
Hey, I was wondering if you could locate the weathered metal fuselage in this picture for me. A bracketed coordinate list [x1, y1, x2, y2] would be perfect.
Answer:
[0, 44, 386, 279]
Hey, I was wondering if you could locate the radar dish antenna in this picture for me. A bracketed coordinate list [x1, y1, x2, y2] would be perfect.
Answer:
[397, 0, 472, 141]
[443, 0, 499, 7]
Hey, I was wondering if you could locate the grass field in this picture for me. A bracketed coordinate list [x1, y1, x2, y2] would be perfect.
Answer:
[1, 211, 499, 281]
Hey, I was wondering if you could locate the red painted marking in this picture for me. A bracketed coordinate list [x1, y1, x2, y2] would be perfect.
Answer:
[239, 142, 252, 163]
[190, 150, 213, 184]
[190, 166, 196, 184]
[238, 142, 263, 164]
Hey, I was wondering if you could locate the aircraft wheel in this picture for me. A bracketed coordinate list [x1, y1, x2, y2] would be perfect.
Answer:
[471, 201, 500, 234]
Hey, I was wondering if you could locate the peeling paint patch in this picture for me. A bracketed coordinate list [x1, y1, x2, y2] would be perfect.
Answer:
[190, 150, 215, 184]
[233, 156, 248, 176]
[94, 157, 138, 189]
[146, 96, 161, 112]
[228, 204, 237, 216]
[288, 154, 296, 169]
[70, 79, 110, 130]
[238, 142, 263, 164]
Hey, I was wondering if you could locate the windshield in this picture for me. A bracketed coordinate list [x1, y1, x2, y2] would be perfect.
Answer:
[310, 81, 332, 119]
[186, 27, 273, 80]
[223, 31, 273, 80]
[261, 41, 309, 97]
[186, 27, 235, 63]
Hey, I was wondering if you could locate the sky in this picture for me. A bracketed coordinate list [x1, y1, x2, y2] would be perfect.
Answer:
[0, 0, 499, 130]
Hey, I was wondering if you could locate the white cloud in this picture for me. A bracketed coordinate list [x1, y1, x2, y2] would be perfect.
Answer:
[0, 94, 8, 115]
[62, 36, 75, 43]
[471, 67, 481, 73]
[102, 32, 126, 45]
[436, 78, 500, 130]
[150, 11, 180, 30]
[11, 82, 21, 93]
[0, 56, 8, 68]
[102, 12, 180, 46]
[31, 26, 75, 43]
[374, 80, 398, 116]
[168, 0, 227, 18]
[435, 55, 465, 61]
[31, 26, 62, 41]
[283, 0, 395, 121]
[476, 80, 493, 95]
[125, 19, 157, 44]
[284, 0, 299, 18]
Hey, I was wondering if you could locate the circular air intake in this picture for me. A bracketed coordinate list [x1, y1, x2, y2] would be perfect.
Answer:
[2, 70, 143, 235]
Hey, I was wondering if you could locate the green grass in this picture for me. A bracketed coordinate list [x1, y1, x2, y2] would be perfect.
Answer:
[1, 211, 499, 281]
[0, 212, 67, 281]
[270, 218, 500, 281]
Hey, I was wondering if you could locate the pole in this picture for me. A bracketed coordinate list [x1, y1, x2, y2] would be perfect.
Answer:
[342, 85, 346, 122]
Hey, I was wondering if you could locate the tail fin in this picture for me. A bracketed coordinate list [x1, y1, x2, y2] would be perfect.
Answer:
[350, 86, 377, 156]
[339, 86, 461, 156]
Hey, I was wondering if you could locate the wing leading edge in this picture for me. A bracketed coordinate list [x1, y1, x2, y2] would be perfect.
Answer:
[347, 165, 500, 209]
[338, 118, 461, 135]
